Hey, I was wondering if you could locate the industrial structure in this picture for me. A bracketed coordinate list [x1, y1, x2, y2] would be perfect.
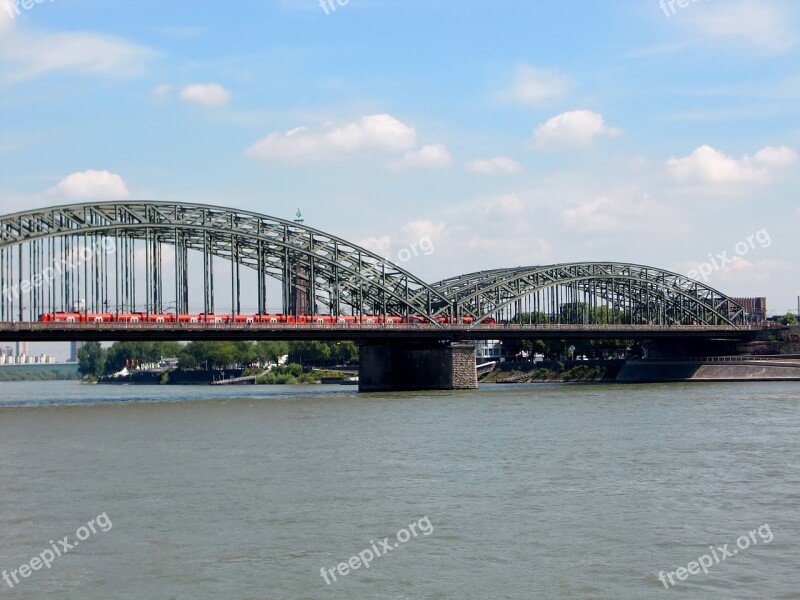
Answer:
[0, 201, 758, 390]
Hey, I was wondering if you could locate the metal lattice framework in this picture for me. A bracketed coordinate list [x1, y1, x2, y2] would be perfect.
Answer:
[429, 263, 745, 326]
[0, 201, 450, 322]
[0, 202, 745, 327]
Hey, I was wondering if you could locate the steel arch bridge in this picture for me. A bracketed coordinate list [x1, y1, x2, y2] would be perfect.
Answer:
[430, 263, 745, 326]
[0, 201, 744, 327]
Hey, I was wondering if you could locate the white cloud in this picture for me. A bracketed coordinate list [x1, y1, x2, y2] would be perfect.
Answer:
[498, 64, 572, 106]
[466, 156, 522, 174]
[0, 30, 155, 81]
[666, 145, 799, 185]
[358, 221, 447, 263]
[534, 110, 622, 148]
[0, 8, 15, 40]
[179, 83, 231, 107]
[481, 193, 526, 216]
[152, 83, 172, 98]
[560, 192, 678, 233]
[390, 144, 452, 170]
[357, 235, 392, 258]
[399, 220, 447, 242]
[466, 235, 552, 263]
[247, 114, 417, 162]
[48, 170, 131, 201]
[682, 1, 798, 54]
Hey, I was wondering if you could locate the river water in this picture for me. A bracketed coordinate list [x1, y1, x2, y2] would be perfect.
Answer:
[0, 381, 798, 599]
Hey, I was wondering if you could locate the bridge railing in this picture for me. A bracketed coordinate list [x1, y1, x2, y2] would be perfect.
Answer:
[0, 322, 746, 332]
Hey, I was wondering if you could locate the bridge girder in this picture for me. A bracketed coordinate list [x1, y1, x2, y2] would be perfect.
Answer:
[0, 203, 746, 327]
[0, 201, 450, 321]
[429, 263, 745, 326]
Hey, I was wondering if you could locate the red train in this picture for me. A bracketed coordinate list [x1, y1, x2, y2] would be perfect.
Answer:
[39, 312, 496, 325]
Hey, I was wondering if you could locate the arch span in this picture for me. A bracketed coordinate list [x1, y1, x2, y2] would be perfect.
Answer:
[0, 203, 746, 327]
[0, 201, 450, 322]
[430, 262, 745, 326]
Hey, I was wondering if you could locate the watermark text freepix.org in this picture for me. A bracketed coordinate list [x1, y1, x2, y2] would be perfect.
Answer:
[320, 516, 433, 585]
[319, 0, 348, 16]
[660, 0, 709, 18]
[1, 238, 116, 303]
[657, 523, 773, 589]
[4, 0, 55, 20]
[2, 512, 113, 589]
[687, 228, 770, 283]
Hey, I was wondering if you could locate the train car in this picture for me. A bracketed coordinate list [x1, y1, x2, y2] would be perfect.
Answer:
[199, 314, 231, 324]
[384, 316, 404, 325]
[117, 313, 145, 323]
[146, 314, 175, 323]
[258, 314, 293, 324]
[46, 312, 83, 323]
[86, 313, 114, 323]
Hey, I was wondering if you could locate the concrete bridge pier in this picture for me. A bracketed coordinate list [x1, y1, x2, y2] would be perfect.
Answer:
[358, 341, 478, 392]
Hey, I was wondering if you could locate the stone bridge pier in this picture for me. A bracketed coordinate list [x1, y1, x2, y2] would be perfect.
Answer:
[358, 341, 478, 392]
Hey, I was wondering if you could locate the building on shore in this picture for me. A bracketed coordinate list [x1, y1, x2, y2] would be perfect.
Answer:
[732, 297, 767, 322]
[69, 341, 86, 363]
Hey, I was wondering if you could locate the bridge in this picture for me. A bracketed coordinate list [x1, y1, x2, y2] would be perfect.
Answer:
[0, 201, 757, 390]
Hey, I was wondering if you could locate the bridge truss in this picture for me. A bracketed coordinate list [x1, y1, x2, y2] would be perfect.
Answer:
[0, 202, 744, 327]
[0, 202, 450, 323]
[431, 264, 744, 326]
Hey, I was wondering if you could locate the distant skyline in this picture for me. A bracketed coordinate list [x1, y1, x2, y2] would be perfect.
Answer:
[1, 0, 799, 359]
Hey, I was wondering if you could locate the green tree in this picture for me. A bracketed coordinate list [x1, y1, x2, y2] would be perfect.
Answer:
[288, 341, 331, 365]
[253, 341, 289, 366]
[77, 342, 106, 378]
[105, 341, 183, 374]
[231, 341, 256, 367]
[779, 312, 798, 326]
[330, 341, 359, 364]
[178, 341, 239, 370]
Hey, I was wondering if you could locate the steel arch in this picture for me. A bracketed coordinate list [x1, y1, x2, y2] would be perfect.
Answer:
[0, 201, 451, 321]
[430, 263, 745, 326]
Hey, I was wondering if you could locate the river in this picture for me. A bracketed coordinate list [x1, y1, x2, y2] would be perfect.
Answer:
[0, 381, 798, 598]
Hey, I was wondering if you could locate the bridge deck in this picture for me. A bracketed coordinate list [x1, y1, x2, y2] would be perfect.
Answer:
[0, 322, 758, 342]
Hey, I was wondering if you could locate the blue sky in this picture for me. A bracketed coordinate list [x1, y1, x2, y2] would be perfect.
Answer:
[1, 0, 799, 356]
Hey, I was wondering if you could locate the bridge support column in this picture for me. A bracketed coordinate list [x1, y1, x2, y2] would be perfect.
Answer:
[358, 341, 478, 392]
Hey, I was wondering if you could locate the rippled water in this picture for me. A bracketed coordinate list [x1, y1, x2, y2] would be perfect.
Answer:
[0, 381, 798, 599]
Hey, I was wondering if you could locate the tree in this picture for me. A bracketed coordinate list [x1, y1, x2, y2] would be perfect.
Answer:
[779, 312, 798, 326]
[330, 341, 359, 365]
[253, 341, 289, 366]
[178, 341, 238, 370]
[288, 341, 331, 365]
[104, 341, 183, 374]
[77, 342, 106, 378]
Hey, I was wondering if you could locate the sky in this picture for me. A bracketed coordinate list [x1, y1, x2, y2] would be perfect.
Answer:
[1, 0, 799, 359]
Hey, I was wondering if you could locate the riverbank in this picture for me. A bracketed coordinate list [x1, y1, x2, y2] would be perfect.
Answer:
[0, 363, 80, 382]
[482, 356, 800, 384]
[97, 367, 357, 385]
